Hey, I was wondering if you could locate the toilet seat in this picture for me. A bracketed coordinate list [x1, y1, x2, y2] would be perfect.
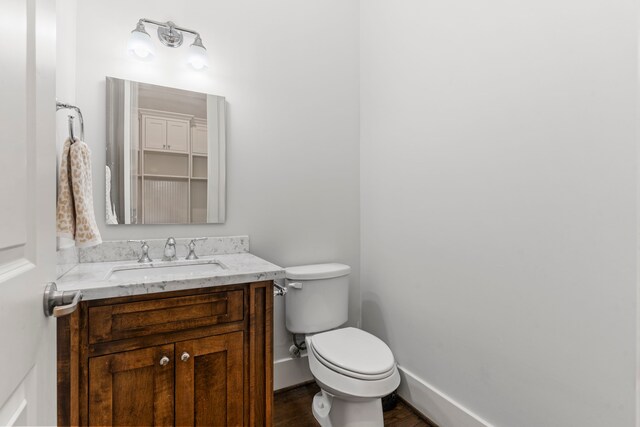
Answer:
[311, 346, 396, 381]
[309, 328, 396, 380]
[305, 328, 400, 400]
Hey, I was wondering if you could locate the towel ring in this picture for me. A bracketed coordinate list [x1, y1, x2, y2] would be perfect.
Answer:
[67, 115, 76, 141]
[56, 101, 85, 141]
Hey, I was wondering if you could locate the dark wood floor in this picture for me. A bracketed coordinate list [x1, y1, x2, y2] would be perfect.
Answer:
[274, 382, 435, 427]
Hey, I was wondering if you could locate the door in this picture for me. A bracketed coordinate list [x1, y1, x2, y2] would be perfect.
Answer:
[88, 345, 175, 426]
[166, 120, 190, 152]
[0, 0, 57, 425]
[175, 332, 245, 426]
[142, 116, 167, 150]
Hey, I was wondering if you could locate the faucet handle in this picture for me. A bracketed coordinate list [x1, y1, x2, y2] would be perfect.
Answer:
[185, 237, 208, 260]
[162, 237, 178, 261]
[127, 240, 152, 263]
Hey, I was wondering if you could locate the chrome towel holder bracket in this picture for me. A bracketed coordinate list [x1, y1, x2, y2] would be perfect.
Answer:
[56, 100, 85, 142]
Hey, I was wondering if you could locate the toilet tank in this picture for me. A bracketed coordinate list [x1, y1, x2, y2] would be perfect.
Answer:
[284, 263, 351, 334]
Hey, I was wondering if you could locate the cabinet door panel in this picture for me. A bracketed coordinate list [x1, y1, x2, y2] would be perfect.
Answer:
[192, 125, 208, 154]
[143, 117, 167, 150]
[176, 332, 244, 426]
[88, 344, 174, 426]
[166, 120, 190, 152]
[89, 290, 244, 344]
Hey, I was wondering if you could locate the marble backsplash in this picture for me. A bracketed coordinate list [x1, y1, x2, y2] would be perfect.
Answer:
[57, 246, 80, 278]
[79, 236, 250, 263]
[57, 236, 250, 277]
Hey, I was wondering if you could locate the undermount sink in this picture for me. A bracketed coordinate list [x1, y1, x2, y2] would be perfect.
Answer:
[106, 259, 228, 282]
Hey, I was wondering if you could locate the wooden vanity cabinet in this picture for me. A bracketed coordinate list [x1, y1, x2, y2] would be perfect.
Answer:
[57, 281, 273, 427]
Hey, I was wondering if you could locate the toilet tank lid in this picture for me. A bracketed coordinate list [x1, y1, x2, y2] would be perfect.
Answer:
[285, 263, 351, 280]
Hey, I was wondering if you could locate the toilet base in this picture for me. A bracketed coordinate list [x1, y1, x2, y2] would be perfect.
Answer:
[312, 389, 384, 427]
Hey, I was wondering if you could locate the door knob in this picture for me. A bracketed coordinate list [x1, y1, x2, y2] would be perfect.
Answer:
[181, 352, 190, 362]
[159, 356, 170, 366]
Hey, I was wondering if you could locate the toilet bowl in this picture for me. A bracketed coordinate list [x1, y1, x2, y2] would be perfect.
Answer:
[306, 328, 400, 427]
[284, 264, 400, 427]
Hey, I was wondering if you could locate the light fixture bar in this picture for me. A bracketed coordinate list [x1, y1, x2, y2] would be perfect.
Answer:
[129, 18, 209, 69]
[137, 19, 203, 41]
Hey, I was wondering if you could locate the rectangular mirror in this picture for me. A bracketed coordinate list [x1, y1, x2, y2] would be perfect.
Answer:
[106, 77, 225, 224]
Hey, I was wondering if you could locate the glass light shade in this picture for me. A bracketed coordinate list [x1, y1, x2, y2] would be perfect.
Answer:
[187, 44, 208, 70]
[128, 30, 155, 60]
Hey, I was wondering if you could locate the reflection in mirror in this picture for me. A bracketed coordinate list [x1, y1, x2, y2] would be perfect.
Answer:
[106, 77, 225, 224]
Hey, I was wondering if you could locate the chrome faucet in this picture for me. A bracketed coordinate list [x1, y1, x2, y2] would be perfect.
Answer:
[162, 237, 178, 261]
[185, 237, 207, 260]
[128, 240, 152, 263]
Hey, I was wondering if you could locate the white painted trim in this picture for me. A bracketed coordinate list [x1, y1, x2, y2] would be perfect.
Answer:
[5, 400, 26, 426]
[205, 95, 226, 223]
[123, 80, 131, 223]
[216, 97, 226, 223]
[274, 355, 314, 391]
[0, 366, 35, 426]
[397, 366, 493, 427]
[138, 108, 196, 121]
[0, 259, 34, 283]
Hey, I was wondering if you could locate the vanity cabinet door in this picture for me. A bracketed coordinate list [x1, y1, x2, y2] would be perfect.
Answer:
[166, 119, 190, 152]
[175, 332, 245, 426]
[88, 344, 174, 426]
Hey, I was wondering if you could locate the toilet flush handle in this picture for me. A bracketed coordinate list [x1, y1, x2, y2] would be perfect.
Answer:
[273, 282, 287, 296]
[288, 282, 303, 290]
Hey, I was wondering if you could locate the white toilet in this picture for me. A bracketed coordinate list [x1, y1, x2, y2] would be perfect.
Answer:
[284, 263, 400, 427]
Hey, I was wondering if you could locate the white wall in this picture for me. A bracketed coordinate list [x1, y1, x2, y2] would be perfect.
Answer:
[68, 1, 639, 420]
[360, 1, 637, 426]
[55, 0, 77, 158]
[73, 0, 360, 373]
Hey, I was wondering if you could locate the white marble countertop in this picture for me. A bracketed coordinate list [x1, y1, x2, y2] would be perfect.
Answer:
[56, 253, 285, 301]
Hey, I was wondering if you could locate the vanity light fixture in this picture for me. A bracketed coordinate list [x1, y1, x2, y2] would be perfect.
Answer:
[128, 19, 208, 70]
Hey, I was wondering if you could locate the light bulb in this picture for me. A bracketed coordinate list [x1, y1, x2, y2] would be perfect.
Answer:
[128, 24, 155, 60]
[187, 37, 208, 70]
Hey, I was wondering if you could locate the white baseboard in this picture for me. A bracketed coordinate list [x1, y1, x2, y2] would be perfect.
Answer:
[397, 366, 492, 427]
[274, 355, 314, 391]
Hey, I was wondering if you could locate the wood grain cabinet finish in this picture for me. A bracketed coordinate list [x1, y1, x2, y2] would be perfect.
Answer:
[88, 344, 175, 426]
[58, 282, 273, 427]
[88, 290, 244, 344]
[176, 332, 244, 426]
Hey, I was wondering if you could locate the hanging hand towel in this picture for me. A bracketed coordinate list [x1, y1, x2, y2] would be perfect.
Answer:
[56, 139, 75, 249]
[105, 165, 118, 225]
[56, 139, 102, 248]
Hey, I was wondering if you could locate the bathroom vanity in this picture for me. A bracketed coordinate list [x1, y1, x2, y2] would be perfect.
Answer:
[54, 238, 284, 426]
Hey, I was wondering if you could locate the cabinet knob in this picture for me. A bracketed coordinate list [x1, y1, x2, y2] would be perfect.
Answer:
[181, 352, 190, 362]
[159, 356, 170, 366]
